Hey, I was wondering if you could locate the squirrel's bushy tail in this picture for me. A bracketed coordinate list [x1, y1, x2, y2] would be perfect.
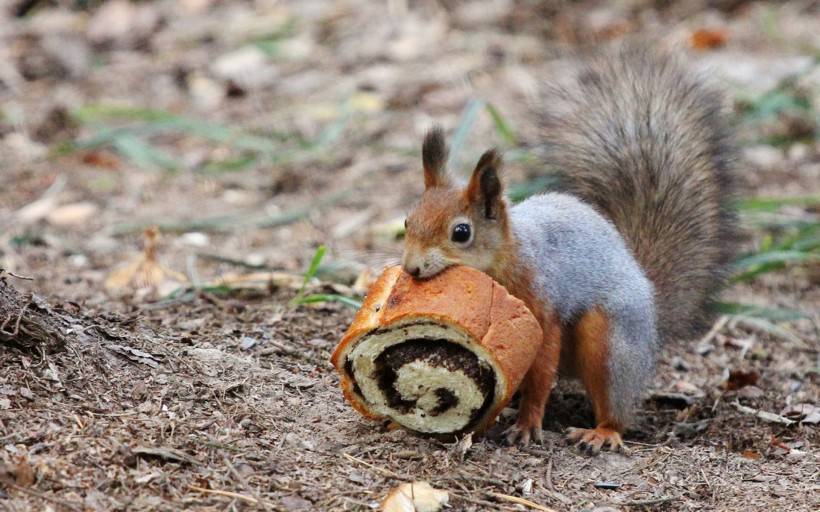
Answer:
[540, 46, 737, 341]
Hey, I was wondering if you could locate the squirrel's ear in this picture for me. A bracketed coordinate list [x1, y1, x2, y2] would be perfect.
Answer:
[466, 149, 504, 219]
[422, 126, 449, 189]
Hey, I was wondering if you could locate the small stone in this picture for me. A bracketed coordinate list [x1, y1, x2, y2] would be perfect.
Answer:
[240, 336, 258, 351]
[87, 0, 160, 48]
[179, 232, 209, 247]
[187, 74, 224, 110]
[787, 143, 809, 162]
[743, 145, 782, 170]
[306, 338, 330, 348]
[212, 46, 276, 90]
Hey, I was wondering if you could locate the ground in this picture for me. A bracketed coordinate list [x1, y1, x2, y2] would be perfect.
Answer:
[0, 1, 818, 511]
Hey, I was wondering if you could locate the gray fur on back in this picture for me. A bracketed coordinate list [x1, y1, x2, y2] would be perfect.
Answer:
[511, 192, 658, 426]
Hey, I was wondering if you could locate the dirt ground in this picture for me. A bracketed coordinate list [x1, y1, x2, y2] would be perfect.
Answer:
[1, 1, 818, 511]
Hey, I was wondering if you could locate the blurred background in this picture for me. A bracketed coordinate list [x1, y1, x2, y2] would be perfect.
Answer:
[1, 2, 818, 510]
[1, 0, 818, 317]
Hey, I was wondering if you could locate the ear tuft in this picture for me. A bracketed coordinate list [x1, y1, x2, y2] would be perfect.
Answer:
[422, 126, 449, 189]
[467, 149, 504, 219]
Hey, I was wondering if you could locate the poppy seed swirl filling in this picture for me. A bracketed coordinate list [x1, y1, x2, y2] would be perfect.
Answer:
[345, 321, 497, 434]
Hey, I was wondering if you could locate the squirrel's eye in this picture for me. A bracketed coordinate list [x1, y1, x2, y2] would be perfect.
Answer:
[451, 223, 472, 244]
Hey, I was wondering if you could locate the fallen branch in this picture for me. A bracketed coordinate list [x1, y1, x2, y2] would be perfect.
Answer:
[731, 402, 795, 426]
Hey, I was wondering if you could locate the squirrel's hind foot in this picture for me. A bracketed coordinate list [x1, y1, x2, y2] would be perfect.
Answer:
[567, 426, 626, 455]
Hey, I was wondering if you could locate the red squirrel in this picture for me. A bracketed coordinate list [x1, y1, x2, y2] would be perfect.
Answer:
[401, 47, 736, 453]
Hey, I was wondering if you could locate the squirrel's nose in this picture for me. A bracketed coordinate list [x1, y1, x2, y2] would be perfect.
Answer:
[406, 265, 421, 278]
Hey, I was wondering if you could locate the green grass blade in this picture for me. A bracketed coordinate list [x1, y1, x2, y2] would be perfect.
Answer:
[714, 302, 808, 322]
[302, 245, 326, 286]
[112, 134, 178, 171]
[293, 294, 363, 309]
[485, 103, 516, 145]
[290, 246, 326, 306]
[736, 195, 820, 212]
[508, 175, 560, 203]
[732, 250, 819, 282]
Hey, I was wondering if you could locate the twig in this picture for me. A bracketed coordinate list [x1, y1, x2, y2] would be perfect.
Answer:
[486, 492, 558, 512]
[542, 458, 572, 505]
[545, 459, 555, 492]
[731, 402, 795, 425]
[0, 302, 30, 337]
[341, 452, 408, 480]
[0, 269, 34, 281]
[223, 455, 270, 510]
[188, 485, 258, 504]
[698, 315, 728, 346]
[449, 490, 518, 510]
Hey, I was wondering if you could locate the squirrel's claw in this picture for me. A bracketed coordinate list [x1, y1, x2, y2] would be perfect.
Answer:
[505, 421, 543, 446]
[567, 426, 625, 455]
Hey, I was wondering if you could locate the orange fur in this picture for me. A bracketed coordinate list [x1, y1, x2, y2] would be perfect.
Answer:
[574, 308, 620, 429]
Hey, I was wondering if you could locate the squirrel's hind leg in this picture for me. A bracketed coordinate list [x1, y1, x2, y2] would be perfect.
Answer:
[568, 307, 631, 455]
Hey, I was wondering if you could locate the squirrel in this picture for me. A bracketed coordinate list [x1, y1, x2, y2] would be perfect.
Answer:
[401, 47, 736, 453]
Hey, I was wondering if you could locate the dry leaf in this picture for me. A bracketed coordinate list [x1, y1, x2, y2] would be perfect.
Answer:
[81, 150, 121, 169]
[353, 267, 377, 295]
[105, 227, 187, 292]
[46, 202, 98, 227]
[780, 403, 820, 424]
[16, 195, 58, 224]
[15, 457, 35, 487]
[690, 29, 728, 50]
[382, 481, 448, 512]
[740, 449, 761, 460]
[725, 369, 759, 391]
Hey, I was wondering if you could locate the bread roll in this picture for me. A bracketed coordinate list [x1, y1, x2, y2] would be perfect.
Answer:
[331, 265, 542, 435]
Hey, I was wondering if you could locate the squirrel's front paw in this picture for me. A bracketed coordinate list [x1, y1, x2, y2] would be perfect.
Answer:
[567, 426, 625, 455]
[504, 420, 543, 446]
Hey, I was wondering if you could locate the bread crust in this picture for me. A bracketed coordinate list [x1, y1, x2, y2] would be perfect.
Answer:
[331, 265, 543, 434]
